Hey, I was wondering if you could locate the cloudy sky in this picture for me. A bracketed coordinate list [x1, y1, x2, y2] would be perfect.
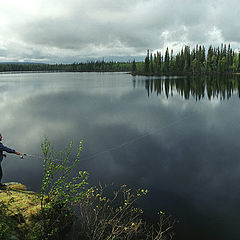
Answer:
[0, 0, 240, 63]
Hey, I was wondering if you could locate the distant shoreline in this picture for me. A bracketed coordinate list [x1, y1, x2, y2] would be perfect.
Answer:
[0, 70, 239, 77]
[0, 70, 130, 74]
[0, 70, 65, 74]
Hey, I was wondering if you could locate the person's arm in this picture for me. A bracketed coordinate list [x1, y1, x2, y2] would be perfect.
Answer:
[0, 143, 23, 155]
[14, 151, 23, 155]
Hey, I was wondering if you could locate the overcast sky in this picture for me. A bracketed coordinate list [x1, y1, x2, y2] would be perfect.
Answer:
[0, 0, 240, 63]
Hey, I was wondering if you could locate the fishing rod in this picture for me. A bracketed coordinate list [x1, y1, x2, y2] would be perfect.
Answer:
[19, 153, 42, 159]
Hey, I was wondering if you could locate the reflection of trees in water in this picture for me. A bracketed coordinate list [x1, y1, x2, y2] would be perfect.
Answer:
[135, 75, 240, 101]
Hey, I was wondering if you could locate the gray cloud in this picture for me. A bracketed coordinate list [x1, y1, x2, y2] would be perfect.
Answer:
[0, 0, 240, 62]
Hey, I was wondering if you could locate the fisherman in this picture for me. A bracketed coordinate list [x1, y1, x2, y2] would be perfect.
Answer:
[0, 132, 23, 189]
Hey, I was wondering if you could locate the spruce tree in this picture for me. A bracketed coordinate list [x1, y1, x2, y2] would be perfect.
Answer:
[184, 46, 191, 73]
[157, 51, 162, 74]
[132, 59, 136, 73]
[150, 53, 154, 74]
[164, 47, 170, 73]
[144, 50, 150, 73]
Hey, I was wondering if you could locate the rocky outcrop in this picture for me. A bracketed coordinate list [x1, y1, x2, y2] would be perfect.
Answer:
[0, 182, 74, 240]
[0, 182, 41, 224]
[0, 182, 42, 239]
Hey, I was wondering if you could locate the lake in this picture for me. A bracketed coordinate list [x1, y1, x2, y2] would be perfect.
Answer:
[0, 72, 240, 240]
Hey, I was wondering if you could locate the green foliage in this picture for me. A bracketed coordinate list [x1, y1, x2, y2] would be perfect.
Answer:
[132, 60, 136, 74]
[0, 61, 133, 72]
[145, 50, 150, 73]
[142, 44, 240, 76]
[31, 139, 89, 240]
[40, 138, 88, 209]
[0, 201, 24, 240]
[26, 204, 74, 240]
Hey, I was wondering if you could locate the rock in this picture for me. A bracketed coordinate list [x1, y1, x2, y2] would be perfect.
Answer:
[2, 182, 27, 191]
[0, 182, 41, 225]
[0, 182, 73, 238]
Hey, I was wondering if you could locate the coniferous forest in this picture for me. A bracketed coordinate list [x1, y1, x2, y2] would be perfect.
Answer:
[0, 44, 240, 76]
[0, 61, 132, 73]
[137, 44, 240, 76]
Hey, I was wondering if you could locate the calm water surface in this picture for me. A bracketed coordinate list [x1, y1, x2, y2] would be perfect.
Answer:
[1, 72, 240, 240]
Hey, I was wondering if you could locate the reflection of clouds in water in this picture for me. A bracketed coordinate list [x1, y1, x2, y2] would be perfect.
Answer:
[0, 72, 240, 239]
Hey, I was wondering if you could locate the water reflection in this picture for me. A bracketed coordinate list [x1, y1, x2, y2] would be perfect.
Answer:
[1, 72, 240, 240]
[135, 75, 240, 100]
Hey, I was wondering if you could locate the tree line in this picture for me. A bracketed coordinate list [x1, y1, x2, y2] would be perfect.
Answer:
[0, 44, 240, 75]
[136, 44, 240, 76]
[0, 61, 132, 72]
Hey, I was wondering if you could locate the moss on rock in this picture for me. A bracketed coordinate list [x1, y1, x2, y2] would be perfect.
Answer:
[0, 182, 74, 240]
[0, 183, 43, 239]
[0, 183, 41, 224]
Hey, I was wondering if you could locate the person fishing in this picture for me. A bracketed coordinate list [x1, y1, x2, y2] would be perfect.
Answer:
[0, 133, 23, 189]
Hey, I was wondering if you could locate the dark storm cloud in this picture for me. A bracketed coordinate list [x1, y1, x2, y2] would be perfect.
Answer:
[1, 0, 240, 62]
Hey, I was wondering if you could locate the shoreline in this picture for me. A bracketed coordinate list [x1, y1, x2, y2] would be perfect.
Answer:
[0, 70, 239, 77]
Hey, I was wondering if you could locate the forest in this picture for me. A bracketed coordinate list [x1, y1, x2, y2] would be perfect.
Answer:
[137, 44, 240, 75]
[0, 61, 132, 72]
[0, 44, 239, 75]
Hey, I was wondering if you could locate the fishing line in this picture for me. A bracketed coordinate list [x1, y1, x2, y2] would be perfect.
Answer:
[80, 110, 196, 162]
[17, 110, 196, 162]
[19, 97, 240, 163]
[79, 94, 240, 163]
[82, 98, 240, 163]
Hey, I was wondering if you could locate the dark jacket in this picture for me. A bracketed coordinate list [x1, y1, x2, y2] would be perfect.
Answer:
[0, 142, 15, 163]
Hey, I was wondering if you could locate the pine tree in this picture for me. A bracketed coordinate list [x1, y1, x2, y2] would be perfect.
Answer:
[156, 51, 161, 74]
[150, 53, 154, 74]
[164, 47, 170, 73]
[207, 45, 213, 73]
[144, 50, 150, 73]
[132, 59, 136, 73]
[184, 46, 191, 73]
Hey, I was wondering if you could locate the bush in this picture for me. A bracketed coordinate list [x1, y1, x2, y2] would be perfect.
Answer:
[28, 138, 89, 240]
[72, 184, 175, 240]
[0, 200, 25, 240]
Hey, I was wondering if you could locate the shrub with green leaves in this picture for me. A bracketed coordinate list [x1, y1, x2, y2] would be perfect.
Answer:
[29, 138, 89, 240]
[40, 138, 89, 209]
